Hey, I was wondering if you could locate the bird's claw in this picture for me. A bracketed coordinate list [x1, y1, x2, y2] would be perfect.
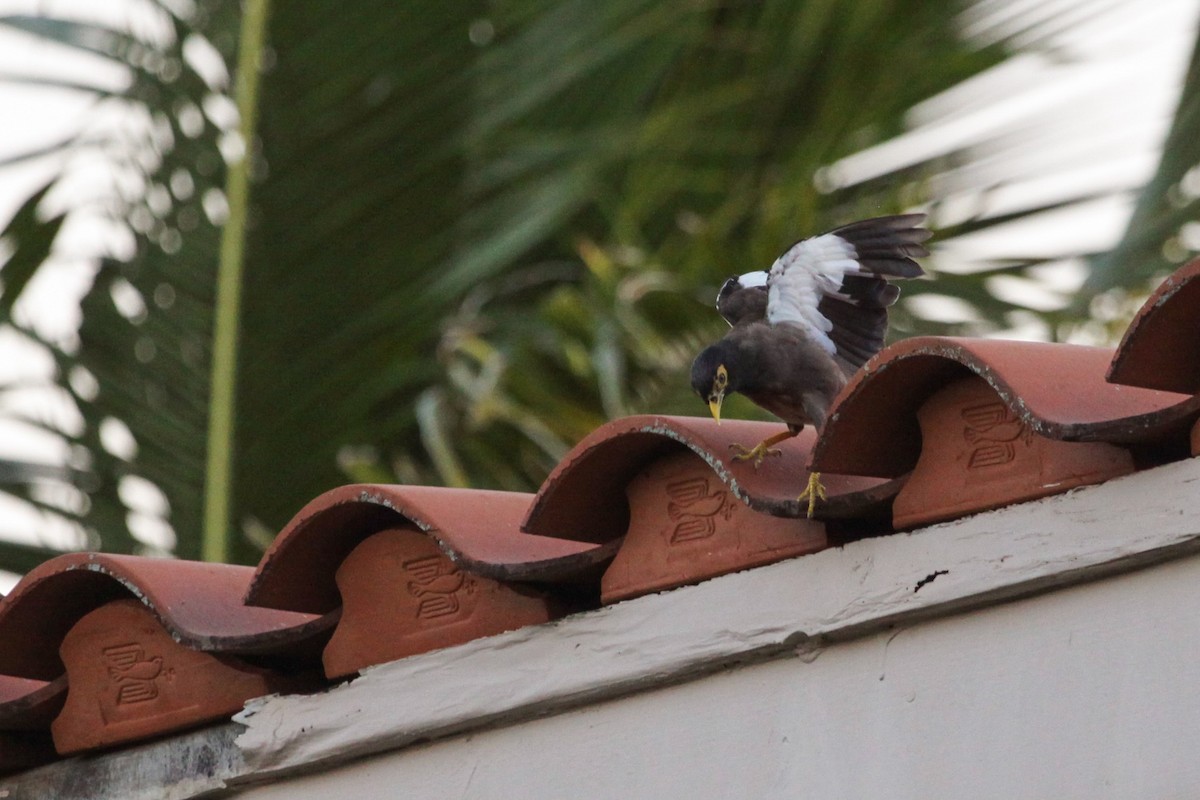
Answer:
[797, 471, 827, 519]
[729, 441, 783, 469]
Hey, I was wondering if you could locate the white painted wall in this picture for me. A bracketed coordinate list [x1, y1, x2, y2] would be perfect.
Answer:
[235, 553, 1200, 800]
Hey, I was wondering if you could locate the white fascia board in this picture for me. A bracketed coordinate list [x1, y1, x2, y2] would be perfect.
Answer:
[229, 456, 1200, 780]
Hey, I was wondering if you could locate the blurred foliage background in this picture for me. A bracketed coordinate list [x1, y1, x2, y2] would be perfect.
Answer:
[0, 0, 1198, 570]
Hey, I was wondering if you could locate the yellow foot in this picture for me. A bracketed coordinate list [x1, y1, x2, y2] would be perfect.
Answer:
[729, 440, 784, 469]
[798, 471, 827, 519]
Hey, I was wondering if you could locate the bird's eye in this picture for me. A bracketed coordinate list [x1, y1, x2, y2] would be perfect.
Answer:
[715, 364, 728, 389]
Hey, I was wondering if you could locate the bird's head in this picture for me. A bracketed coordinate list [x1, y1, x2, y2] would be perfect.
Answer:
[690, 345, 734, 424]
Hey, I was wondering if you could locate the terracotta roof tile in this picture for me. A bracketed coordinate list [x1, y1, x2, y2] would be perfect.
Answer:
[520, 416, 880, 601]
[1108, 258, 1200, 393]
[0, 675, 61, 774]
[890, 376, 1136, 528]
[246, 484, 610, 616]
[600, 449, 827, 603]
[812, 337, 1197, 481]
[9, 298, 1200, 771]
[0, 554, 329, 761]
[0, 675, 63, 729]
[52, 599, 314, 754]
[323, 527, 564, 678]
[0, 554, 327, 682]
[523, 415, 898, 543]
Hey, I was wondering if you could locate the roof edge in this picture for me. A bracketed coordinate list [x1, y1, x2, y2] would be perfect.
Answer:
[9, 456, 1200, 796]
[237, 457, 1200, 776]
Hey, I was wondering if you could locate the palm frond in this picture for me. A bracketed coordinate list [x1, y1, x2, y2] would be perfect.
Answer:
[1089, 24, 1200, 297]
[0, 182, 67, 316]
[0, 0, 1197, 576]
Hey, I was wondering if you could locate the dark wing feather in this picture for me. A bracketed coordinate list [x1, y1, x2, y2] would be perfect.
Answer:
[818, 296, 888, 371]
[716, 275, 768, 327]
[827, 214, 930, 279]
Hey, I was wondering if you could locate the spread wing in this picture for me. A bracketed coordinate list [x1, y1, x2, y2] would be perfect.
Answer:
[766, 214, 929, 370]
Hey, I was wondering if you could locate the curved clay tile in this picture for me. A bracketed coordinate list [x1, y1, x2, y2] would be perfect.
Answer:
[246, 484, 611, 615]
[52, 599, 314, 755]
[322, 526, 569, 678]
[0, 675, 64, 772]
[812, 336, 1197, 479]
[522, 415, 901, 544]
[0, 674, 64, 731]
[596, 448, 827, 603]
[1107, 258, 1200, 393]
[0, 554, 325, 681]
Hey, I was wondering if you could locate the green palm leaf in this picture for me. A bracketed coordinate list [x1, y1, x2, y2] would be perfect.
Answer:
[0, 182, 66, 317]
[0, 0, 1195, 573]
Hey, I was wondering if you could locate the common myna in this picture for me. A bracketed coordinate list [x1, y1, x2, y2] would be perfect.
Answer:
[690, 214, 930, 516]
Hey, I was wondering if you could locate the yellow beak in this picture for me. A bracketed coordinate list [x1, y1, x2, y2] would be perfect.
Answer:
[707, 392, 724, 424]
[707, 364, 728, 424]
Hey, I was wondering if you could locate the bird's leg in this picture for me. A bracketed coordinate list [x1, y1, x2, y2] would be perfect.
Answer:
[729, 428, 798, 469]
[798, 471, 827, 519]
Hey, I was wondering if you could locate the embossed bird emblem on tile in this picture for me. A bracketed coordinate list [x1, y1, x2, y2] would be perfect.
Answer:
[961, 400, 1032, 468]
[665, 476, 734, 543]
[103, 643, 164, 705]
[403, 554, 476, 620]
[666, 476, 733, 520]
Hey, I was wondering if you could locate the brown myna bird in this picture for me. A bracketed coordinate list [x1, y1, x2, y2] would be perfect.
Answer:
[690, 214, 930, 516]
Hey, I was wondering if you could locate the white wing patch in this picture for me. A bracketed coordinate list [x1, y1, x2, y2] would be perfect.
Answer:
[766, 233, 860, 354]
[735, 270, 768, 288]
